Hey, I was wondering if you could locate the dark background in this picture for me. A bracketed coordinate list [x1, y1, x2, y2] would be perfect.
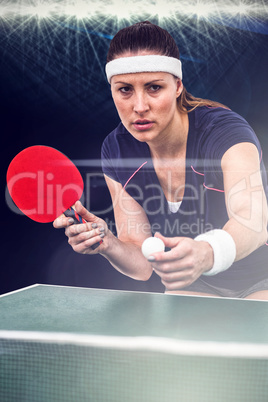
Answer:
[1, 3, 268, 294]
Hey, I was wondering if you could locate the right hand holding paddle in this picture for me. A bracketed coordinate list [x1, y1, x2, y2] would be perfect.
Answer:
[53, 201, 107, 254]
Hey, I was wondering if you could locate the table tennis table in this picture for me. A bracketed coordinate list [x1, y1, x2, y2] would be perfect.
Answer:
[0, 284, 268, 401]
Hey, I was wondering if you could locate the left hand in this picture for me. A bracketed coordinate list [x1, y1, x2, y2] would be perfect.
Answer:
[150, 232, 214, 290]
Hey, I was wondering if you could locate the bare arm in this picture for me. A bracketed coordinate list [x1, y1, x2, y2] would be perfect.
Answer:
[147, 142, 268, 290]
[54, 175, 153, 281]
[100, 174, 153, 280]
[221, 142, 268, 260]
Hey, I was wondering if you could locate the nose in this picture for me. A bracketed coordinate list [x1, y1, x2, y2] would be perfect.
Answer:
[133, 92, 149, 114]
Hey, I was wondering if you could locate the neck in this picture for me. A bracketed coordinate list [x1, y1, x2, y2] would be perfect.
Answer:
[148, 111, 189, 160]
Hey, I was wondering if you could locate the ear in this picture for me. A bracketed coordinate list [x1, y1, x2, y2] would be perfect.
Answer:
[176, 79, 183, 98]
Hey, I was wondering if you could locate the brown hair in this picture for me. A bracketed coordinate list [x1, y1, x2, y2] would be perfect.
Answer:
[107, 21, 227, 112]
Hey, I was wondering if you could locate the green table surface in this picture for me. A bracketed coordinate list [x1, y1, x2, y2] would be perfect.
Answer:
[1, 284, 268, 344]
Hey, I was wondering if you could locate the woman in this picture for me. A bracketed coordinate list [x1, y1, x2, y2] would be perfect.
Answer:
[54, 21, 268, 299]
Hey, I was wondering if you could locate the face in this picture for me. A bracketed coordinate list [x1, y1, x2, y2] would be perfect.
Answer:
[110, 59, 183, 144]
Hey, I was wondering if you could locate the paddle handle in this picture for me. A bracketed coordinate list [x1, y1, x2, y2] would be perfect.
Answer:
[64, 207, 102, 250]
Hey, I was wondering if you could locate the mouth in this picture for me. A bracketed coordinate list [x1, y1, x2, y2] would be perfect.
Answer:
[132, 120, 154, 131]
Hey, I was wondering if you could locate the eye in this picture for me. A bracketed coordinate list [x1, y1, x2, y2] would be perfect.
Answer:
[148, 85, 161, 92]
[119, 86, 132, 94]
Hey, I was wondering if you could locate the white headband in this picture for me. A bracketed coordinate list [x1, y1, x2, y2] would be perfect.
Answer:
[105, 55, 182, 83]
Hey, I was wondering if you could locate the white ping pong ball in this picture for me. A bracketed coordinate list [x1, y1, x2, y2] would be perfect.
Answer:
[141, 237, 165, 259]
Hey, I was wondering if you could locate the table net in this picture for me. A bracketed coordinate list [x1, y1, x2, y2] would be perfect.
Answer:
[1, 331, 268, 402]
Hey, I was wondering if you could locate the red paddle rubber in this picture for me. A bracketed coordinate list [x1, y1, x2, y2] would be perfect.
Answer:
[64, 207, 102, 250]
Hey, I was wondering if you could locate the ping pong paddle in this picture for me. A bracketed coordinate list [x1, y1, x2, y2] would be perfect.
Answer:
[6, 145, 101, 250]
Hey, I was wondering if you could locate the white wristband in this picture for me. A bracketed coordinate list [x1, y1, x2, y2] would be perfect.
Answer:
[194, 229, 236, 276]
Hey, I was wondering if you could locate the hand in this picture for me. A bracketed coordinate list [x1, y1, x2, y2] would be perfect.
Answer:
[53, 201, 108, 255]
[149, 232, 214, 290]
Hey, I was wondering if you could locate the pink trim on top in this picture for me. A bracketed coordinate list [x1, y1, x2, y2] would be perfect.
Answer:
[191, 165, 224, 193]
[123, 161, 148, 189]
[191, 165, 204, 176]
[203, 183, 225, 193]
